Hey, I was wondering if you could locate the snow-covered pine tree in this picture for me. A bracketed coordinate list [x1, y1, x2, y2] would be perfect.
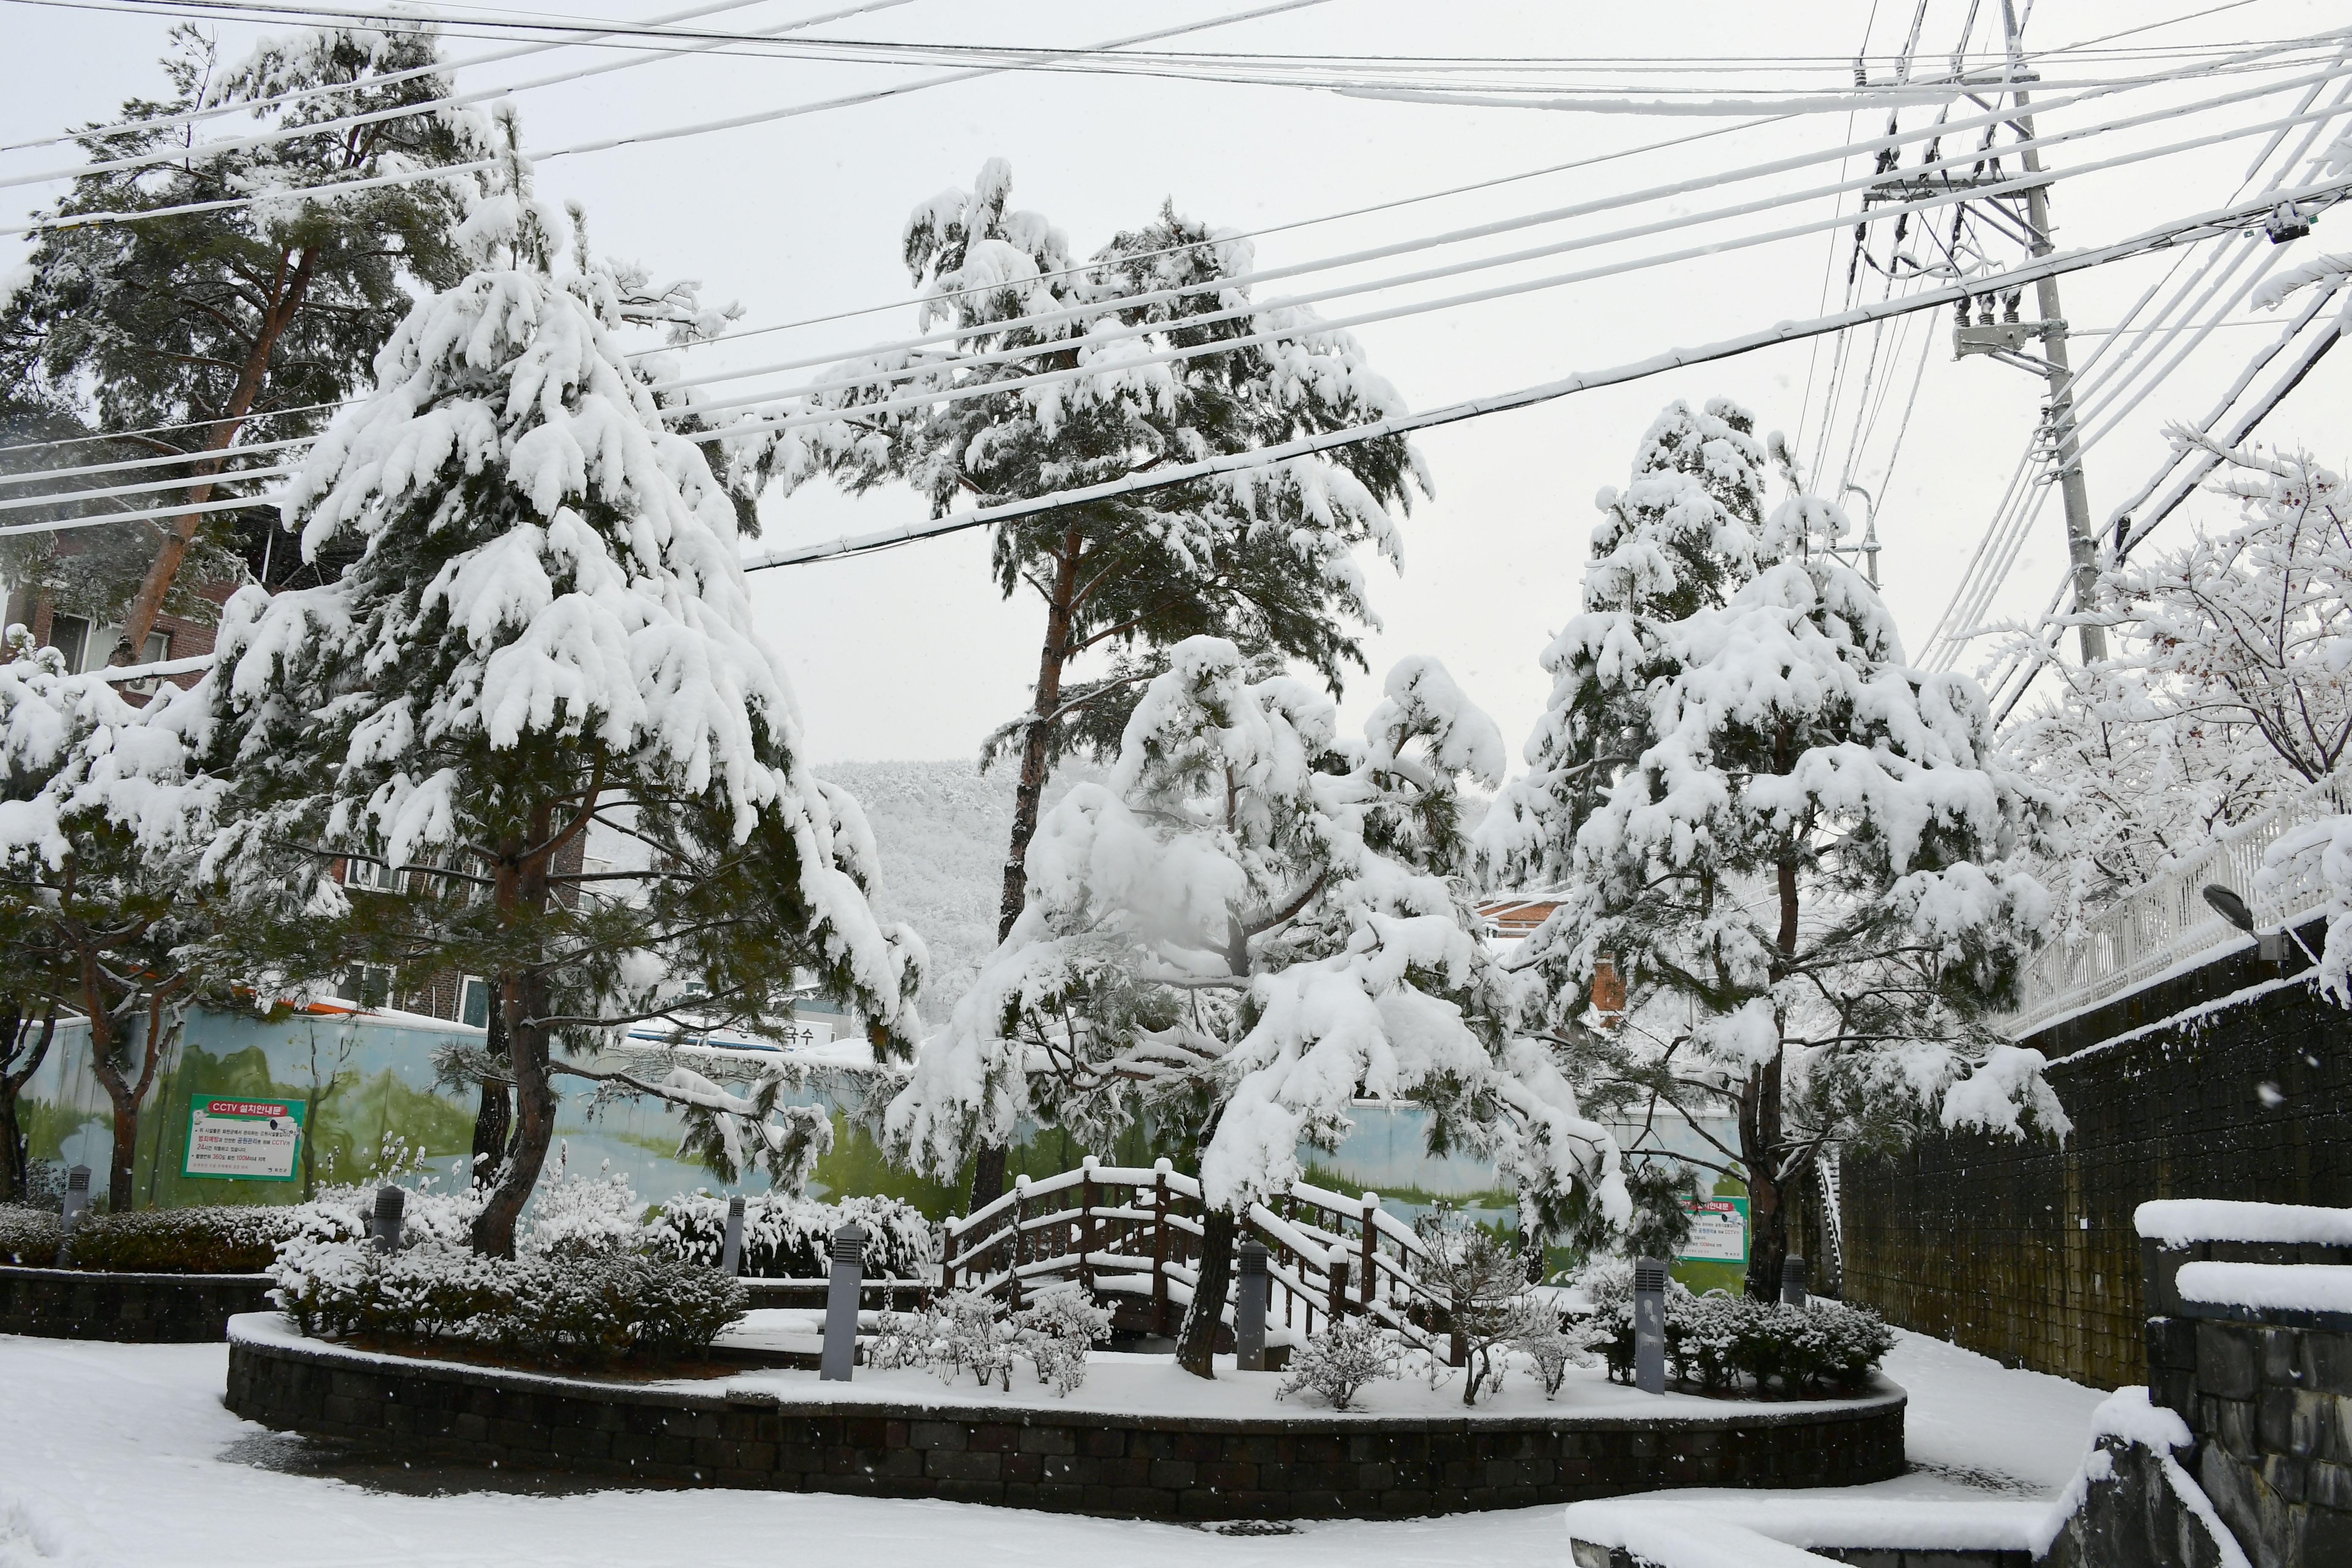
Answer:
[768, 161, 1425, 1214]
[199, 185, 922, 1257]
[0, 23, 498, 653]
[0, 630, 226, 1207]
[1479, 398, 2061, 1301]
[1476, 398, 1771, 869]
[886, 635, 1627, 1377]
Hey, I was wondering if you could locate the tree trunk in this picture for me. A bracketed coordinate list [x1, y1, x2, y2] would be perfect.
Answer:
[1176, 1206, 1238, 1379]
[1740, 1046, 1786, 1301]
[966, 1143, 1007, 1218]
[84, 992, 168, 1214]
[470, 1002, 512, 1189]
[472, 972, 556, 1258]
[471, 1081, 513, 1190]
[472, 814, 558, 1259]
[113, 245, 319, 664]
[0, 1006, 56, 1204]
[972, 528, 1087, 1211]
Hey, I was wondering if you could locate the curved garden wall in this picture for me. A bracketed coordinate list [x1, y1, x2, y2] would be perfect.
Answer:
[224, 1316, 1906, 1518]
[3, 1263, 275, 1342]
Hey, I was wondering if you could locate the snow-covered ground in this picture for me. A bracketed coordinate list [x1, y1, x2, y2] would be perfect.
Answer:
[0, 1328, 2110, 1568]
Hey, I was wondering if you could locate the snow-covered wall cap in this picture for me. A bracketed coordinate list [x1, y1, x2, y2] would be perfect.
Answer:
[2135, 1199, 2352, 1247]
[2177, 1262, 2352, 1316]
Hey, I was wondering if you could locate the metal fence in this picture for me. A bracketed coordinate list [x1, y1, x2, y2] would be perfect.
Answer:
[2004, 773, 2348, 1040]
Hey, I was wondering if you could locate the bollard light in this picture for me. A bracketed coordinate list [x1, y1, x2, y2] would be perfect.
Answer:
[372, 1185, 406, 1254]
[54, 1165, 92, 1267]
[1782, 1254, 1809, 1309]
[1633, 1257, 1667, 1396]
[1235, 1240, 1269, 1371]
[820, 1221, 867, 1383]
[720, 1193, 746, 1276]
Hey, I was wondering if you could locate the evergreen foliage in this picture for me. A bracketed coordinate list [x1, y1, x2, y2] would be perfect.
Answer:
[0, 22, 498, 645]
[195, 182, 920, 1257]
[1480, 397, 2061, 1300]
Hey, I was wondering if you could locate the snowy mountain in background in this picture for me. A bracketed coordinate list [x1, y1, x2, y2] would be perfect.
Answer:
[815, 759, 1094, 1025]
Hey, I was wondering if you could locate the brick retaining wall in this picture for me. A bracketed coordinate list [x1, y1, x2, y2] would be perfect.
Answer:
[224, 1321, 1905, 1519]
[2, 1263, 275, 1342]
[1839, 945, 2352, 1388]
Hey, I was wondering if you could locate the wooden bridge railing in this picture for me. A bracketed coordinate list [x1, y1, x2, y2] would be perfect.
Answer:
[939, 1155, 1444, 1353]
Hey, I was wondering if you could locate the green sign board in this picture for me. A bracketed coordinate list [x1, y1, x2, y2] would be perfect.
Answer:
[1678, 1195, 1749, 1264]
[182, 1095, 307, 1182]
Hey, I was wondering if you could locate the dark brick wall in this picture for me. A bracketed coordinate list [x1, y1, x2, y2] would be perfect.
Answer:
[1840, 955, 2352, 1389]
[225, 1331, 1905, 1519]
[2, 1263, 275, 1342]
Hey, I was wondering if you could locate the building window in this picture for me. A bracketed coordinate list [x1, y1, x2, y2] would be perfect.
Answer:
[460, 976, 492, 1030]
[45, 615, 90, 674]
[345, 965, 395, 1010]
[343, 857, 392, 891]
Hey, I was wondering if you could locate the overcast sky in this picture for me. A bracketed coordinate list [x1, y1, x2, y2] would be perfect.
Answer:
[8, 0, 2350, 766]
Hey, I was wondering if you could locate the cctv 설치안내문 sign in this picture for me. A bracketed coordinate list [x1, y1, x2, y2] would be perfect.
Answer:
[182, 1096, 307, 1181]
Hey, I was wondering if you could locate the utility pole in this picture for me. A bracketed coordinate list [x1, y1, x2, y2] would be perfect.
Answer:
[2001, 0, 2108, 664]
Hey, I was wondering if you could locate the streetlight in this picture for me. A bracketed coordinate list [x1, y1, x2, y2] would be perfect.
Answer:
[2200, 884, 2317, 965]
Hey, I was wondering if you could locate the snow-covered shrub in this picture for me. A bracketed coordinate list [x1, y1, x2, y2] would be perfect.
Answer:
[1580, 1282, 1893, 1396]
[1277, 1315, 1401, 1410]
[523, 1154, 645, 1259]
[641, 1191, 933, 1279]
[1415, 1209, 1560, 1404]
[269, 1237, 744, 1364]
[53, 1206, 307, 1274]
[865, 1286, 1108, 1396]
[1513, 1315, 1609, 1399]
[280, 1179, 483, 1253]
[938, 1289, 1019, 1391]
[1013, 1284, 1113, 1396]
[0, 1204, 57, 1265]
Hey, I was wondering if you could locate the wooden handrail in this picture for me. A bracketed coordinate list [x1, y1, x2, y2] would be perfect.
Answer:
[936, 1156, 1440, 1354]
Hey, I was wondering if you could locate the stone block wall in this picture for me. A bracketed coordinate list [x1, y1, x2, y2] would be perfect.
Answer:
[2145, 1312, 2352, 1566]
[225, 1329, 1906, 1519]
[1, 1263, 275, 1341]
[1840, 952, 2352, 1388]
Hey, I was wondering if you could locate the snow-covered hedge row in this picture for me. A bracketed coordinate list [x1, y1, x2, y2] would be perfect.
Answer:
[0, 1203, 306, 1274]
[1588, 1293, 1895, 1396]
[271, 1240, 746, 1364]
[642, 1192, 934, 1279]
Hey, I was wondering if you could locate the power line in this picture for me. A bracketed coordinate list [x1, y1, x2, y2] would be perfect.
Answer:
[0, 0, 920, 195]
[0, 0, 1340, 238]
[11, 78, 2349, 510]
[12, 47, 2330, 470]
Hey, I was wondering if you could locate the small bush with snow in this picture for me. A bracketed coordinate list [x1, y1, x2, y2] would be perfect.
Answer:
[1580, 1277, 1894, 1397]
[867, 1286, 1107, 1396]
[1013, 1285, 1114, 1396]
[1278, 1316, 1402, 1410]
[642, 1191, 933, 1279]
[271, 1238, 745, 1364]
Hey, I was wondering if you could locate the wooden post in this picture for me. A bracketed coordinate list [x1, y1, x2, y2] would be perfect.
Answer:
[1329, 1257, 1351, 1322]
[1152, 1159, 1172, 1337]
[1360, 1191, 1380, 1311]
[1449, 1286, 1467, 1369]
[1079, 1155, 1097, 1298]
[943, 1215, 961, 1292]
